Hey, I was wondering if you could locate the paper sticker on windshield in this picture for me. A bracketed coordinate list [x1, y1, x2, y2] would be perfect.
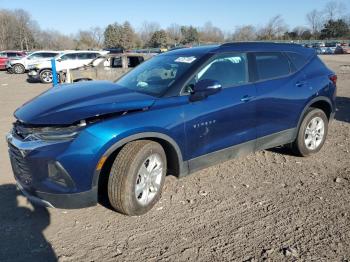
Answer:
[175, 56, 196, 63]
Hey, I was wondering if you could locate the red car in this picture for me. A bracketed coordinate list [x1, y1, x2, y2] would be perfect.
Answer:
[0, 51, 26, 70]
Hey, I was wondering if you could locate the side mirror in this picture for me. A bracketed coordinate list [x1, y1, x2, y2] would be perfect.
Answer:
[56, 58, 62, 62]
[190, 79, 222, 102]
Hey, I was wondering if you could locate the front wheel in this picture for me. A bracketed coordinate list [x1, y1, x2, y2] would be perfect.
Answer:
[13, 64, 25, 74]
[108, 140, 167, 216]
[292, 108, 328, 156]
[40, 69, 53, 83]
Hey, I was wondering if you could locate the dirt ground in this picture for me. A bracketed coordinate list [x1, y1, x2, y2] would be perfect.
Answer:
[0, 55, 349, 262]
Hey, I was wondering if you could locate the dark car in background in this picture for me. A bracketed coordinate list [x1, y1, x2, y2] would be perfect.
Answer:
[0, 51, 26, 70]
[7, 43, 337, 216]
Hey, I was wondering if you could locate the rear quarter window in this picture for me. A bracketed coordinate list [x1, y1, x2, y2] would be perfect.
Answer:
[286, 52, 307, 71]
[255, 52, 290, 81]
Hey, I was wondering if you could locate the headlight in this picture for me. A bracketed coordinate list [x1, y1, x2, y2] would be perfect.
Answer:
[13, 120, 86, 141]
[28, 64, 40, 70]
[32, 126, 82, 141]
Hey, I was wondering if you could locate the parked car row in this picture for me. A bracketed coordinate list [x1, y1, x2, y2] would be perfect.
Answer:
[7, 51, 61, 74]
[27, 50, 106, 83]
[60, 53, 154, 83]
[302, 42, 350, 55]
[1, 49, 155, 84]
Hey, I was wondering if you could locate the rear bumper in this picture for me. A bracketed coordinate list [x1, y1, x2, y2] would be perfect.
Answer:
[16, 180, 97, 209]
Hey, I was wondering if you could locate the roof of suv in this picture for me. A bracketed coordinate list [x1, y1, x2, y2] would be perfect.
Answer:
[31, 51, 61, 53]
[165, 42, 315, 57]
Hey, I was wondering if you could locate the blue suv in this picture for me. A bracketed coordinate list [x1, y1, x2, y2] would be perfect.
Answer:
[7, 43, 337, 215]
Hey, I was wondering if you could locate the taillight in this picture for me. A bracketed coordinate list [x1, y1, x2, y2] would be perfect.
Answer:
[329, 74, 337, 86]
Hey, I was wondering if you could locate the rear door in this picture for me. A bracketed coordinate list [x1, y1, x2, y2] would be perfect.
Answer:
[57, 53, 78, 70]
[253, 52, 308, 149]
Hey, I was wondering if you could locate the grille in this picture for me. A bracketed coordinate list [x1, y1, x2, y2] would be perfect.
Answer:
[8, 143, 33, 186]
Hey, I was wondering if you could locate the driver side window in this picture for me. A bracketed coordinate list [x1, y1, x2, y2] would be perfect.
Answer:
[183, 53, 248, 94]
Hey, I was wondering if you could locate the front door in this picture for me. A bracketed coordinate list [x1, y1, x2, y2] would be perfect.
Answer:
[183, 53, 257, 170]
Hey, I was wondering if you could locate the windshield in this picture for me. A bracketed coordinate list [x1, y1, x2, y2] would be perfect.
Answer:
[115, 54, 197, 97]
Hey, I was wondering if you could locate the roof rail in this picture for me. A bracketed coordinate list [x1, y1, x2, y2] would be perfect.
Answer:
[220, 42, 298, 47]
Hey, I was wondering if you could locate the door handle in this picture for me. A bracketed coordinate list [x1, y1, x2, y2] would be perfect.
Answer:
[241, 95, 254, 102]
[296, 81, 307, 87]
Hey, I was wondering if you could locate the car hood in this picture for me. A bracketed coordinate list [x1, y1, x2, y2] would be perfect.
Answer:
[15, 81, 156, 125]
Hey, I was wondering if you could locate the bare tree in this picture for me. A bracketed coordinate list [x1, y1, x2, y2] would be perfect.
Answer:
[232, 25, 257, 41]
[258, 15, 288, 40]
[138, 21, 160, 47]
[76, 30, 98, 49]
[323, 1, 346, 20]
[13, 9, 33, 50]
[293, 26, 310, 37]
[199, 22, 224, 43]
[90, 27, 104, 47]
[36, 30, 76, 50]
[167, 23, 182, 46]
[306, 9, 324, 35]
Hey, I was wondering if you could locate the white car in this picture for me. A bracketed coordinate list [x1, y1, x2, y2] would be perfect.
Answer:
[28, 50, 108, 83]
[8, 51, 61, 74]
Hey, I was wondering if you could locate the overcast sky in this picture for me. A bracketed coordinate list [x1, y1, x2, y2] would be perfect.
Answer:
[0, 0, 346, 34]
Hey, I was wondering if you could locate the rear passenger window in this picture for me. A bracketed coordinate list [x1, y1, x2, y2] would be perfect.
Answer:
[77, 53, 91, 59]
[85, 53, 98, 59]
[128, 56, 143, 68]
[7, 53, 17, 58]
[60, 54, 77, 60]
[255, 52, 290, 81]
[43, 53, 58, 58]
[286, 52, 307, 71]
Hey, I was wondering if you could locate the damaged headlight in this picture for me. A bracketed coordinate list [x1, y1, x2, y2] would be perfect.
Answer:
[13, 120, 86, 141]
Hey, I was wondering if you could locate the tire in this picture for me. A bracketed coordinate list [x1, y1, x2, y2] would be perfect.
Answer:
[40, 69, 53, 83]
[40, 69, 60, 84]
[108, 140, 167, 216]
[292, 108, 328, 156]
[13, 64, 25, 74]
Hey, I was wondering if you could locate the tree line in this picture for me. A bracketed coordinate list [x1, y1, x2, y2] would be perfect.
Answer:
[1, 1, 350, 51]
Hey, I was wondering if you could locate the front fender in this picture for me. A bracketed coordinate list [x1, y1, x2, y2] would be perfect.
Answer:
[91, 131, 187, 187]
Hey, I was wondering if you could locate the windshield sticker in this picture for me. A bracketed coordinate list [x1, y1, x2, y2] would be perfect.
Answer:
[175, 56, 196, 63]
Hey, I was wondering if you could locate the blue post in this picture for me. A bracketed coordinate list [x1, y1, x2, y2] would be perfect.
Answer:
[51, 58, 58, 87]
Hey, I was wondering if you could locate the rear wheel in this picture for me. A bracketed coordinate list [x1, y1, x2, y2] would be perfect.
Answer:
[292, 108, 328, 156]
[13, 64, 25, 74]
[108, 140, 166, 216]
